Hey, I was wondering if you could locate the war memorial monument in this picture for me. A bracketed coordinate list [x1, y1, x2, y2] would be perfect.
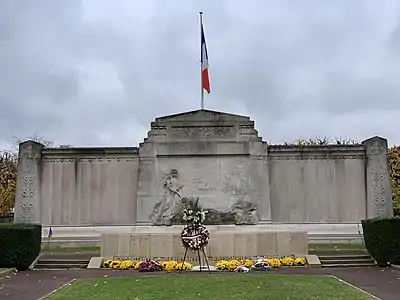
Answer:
[13, 109, 393, 259]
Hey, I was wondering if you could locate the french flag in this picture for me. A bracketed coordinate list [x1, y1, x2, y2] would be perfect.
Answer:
[201, 22, 210, 94]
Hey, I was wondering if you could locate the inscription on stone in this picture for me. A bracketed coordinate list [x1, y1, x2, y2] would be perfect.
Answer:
[171, 126, 235, 138]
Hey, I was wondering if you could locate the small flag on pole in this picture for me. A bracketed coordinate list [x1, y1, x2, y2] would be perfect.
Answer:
[48, 227, 53, 239]
[200, 15, 210, 94]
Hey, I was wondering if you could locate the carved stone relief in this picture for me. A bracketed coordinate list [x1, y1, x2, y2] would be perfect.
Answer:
[193, 176, 219, 191]
[233, 200, 258, 225]
[42, 157, 140, 163]
[367, 139, 389, 217]
[269, 154, 364, 160]
[16, 142, 43, 223]
[149, 169, 184, 225]
[171, 126, 235, 138]
[152, 162, 259, 225]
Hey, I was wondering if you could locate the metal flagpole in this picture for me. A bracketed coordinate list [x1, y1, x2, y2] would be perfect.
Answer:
[200, 12, 204, 110]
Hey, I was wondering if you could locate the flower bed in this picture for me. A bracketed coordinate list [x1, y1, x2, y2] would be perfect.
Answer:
[102, 256, 306, 272]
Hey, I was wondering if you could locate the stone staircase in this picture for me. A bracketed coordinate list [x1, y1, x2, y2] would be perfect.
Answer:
[34, 252, 98, 270]
[310, 249, 376, 268]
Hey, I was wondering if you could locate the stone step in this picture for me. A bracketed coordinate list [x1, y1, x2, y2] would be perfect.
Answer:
[38, 259, 90, 264]
[318, 255, 371, 260]
[316, 250, 376, 268]
[40, 252, 99, 260]
[321, 263, 376, 268]
[35, 263, 88, 269]
[309, 249, 368, 256]
[35, 256, 91, 269]
[319, 258, 374, 265]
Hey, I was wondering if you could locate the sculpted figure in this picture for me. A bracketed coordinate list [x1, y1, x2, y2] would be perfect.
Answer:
[150, 169, 183, 225]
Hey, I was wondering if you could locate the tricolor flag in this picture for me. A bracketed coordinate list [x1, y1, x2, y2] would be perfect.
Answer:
[201, 20, 210, 94]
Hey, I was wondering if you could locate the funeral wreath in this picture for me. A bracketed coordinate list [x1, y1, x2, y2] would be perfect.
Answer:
[180, 197, 210, 250]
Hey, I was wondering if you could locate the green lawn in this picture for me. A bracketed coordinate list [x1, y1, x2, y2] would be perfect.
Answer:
[47, 274, 373, 300]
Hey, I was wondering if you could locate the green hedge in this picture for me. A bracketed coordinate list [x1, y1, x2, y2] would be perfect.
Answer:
[0, 223, 41, 271]
[362, 217, 400, 266]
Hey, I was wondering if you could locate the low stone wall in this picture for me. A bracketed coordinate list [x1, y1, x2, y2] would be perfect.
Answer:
[100, 231, 308, 260]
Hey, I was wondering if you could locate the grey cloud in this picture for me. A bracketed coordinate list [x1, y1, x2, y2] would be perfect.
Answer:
[1, 0, 400, 150]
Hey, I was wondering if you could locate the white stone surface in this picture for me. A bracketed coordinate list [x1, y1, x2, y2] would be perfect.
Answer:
[14, 110, 393, 230]
[41, 223, 364, 237]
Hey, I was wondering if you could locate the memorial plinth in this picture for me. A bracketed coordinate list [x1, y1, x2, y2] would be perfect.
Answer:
[100, 231, 308, 260]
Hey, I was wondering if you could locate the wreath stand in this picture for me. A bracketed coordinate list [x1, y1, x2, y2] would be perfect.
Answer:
[180, 226, 211, 274]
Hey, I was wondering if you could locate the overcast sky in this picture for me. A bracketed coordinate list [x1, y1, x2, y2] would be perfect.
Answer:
[2, 0, 400, 150]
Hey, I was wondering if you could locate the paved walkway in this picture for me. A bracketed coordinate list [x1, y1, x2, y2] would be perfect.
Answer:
[0, 267, 399, 300]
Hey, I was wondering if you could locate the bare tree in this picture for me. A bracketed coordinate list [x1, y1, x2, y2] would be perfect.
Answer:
[11, 132, 54, 152]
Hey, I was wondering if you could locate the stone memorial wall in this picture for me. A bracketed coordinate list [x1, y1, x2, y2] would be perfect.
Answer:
[14, 110, 393, 233]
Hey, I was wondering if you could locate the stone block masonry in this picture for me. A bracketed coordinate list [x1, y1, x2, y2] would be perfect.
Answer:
[14, 109, 393, 235]
[100, 231, 309, 259]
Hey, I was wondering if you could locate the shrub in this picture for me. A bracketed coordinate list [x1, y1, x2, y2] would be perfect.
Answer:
[0, 223, 42, 271]
[362, 217, 400, 266]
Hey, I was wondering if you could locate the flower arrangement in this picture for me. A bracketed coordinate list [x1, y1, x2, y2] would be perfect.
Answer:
[102, 256, 307, 271]
[294, 257, 307, 266]
[102, 259, 193, 272]
[182, 197, 208, 224]
[215, 256, 307, 271]
[181, 223, 210, 251]
[180, 197, 210, 252]
[160, 260, 193, 272]
[268, 258, 281, 268]
[137, 259, 163, 272]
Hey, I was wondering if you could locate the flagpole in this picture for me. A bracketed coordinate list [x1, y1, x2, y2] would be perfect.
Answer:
[200, 12, 204, 110]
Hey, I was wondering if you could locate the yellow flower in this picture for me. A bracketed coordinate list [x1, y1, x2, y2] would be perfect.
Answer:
[134, 261, 142, 269]
[161, 260, 178, 272]
[102, 260, 113, 268]
[175, 261, 193, 271]
[240, 259, 253, 268]
[267, 258, 281, 268]
[281, 257, 294, 266]
[227, 260, 240, 271]
[119, 260, 134, 270]
[216, 260, 229, 270]
[109, 260, 121, 269]
[294, 257, 306, 266]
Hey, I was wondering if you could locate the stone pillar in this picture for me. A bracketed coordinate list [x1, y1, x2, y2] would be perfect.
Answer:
[14, 140, 44, 224]
[362, 136, 393, 219]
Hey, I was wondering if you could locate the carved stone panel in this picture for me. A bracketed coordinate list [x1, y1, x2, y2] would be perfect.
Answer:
[363, 136, 393, 218]
[149, 169, 183, 225]
[149, 156, 261, 225]
[14, 140, 44, 223]
[170, 126, 236, 139]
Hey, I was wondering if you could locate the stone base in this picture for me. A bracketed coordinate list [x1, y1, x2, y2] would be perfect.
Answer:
[41, 223, 365, 248]
[100, 231, 308, 259]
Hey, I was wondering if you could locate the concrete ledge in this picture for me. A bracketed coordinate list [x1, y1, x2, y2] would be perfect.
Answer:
[305, 255, 321, 268]
[392, 264, 400, 271]
[41, 223, 362, 237]
[87, 257, 104, 269]
[40, 224, 364, 248]
[29, 253, 43, 270]
[101, 231, 308, 259]
[0, 268, 14, 276]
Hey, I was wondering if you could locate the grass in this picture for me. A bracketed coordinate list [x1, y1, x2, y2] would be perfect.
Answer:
[41, 246, 100, 253]
[309, 243, 366, 250]
[46, 274, 374, 300]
